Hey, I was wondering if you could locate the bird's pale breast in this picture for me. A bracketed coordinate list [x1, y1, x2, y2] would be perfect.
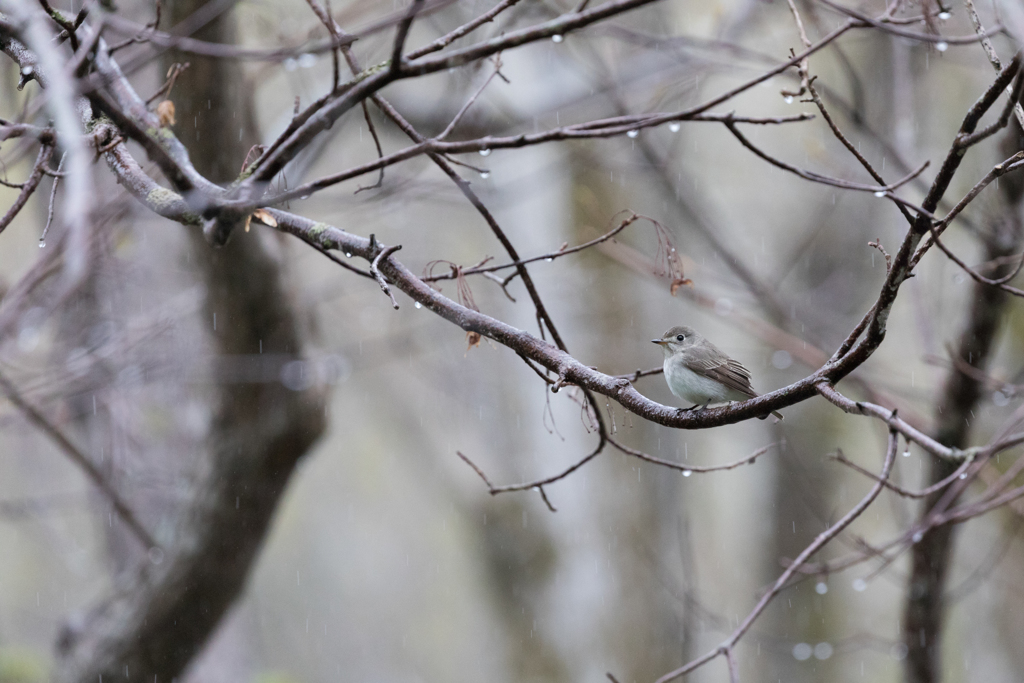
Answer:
[664, 356, 740, 404]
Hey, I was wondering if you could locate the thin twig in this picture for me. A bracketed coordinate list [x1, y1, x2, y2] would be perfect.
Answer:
[457, 440, 605, 494]
[781, 0, 812, 98]
[654, 430, 898, 683]
[407, 0, 522, 59]
[819, 0, 1004, 45]
[724, 120, 930, 199]
[354, 101, 386, 193]
[536, 485, 557, 512]
[370, 242, 403, 309]
[0, 369, 158, 550]
[303, 0, 340, 89]
[436, 55, 504, 140]
[806, 79, 915, 225]
[144, 61, 189, 106]
[0, 143, 52, 234]
[390, 0, 426, 74]
[608, 439, 776, 474]
[39, 150, 66, 246]
[831, 449, 974, 499]
[422, 212, 641, 281]
[816, 382, 962, 460]
[252, 112, 812, 208]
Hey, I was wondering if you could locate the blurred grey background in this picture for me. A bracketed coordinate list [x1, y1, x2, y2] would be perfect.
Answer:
[2, 1, 1024, 682]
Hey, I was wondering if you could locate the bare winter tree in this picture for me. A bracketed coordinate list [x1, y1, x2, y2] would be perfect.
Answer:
[2, 1, 1024, 682]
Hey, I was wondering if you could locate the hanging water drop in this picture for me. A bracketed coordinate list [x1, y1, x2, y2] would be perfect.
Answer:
[935, 41, 948, 52]
[480, 171, 490, 179]
[626, 129, 639, 138]
[38, 240, 46, 248]
[551, 34, 563, 43]
[784, 95, 794, 104]
[682, 470, 692, 477]
[414, 302, 422, 309]
[815, 582, 828, 595]
[874, 190, 886, 198]
[902, 450, 911, 457]
[545, 257, 554, 263]
[668, 122, 680, 132]
[148, 547, 165, 565]
[344, 252, 352, 258]
[938, 11, 951, 20]
[479, 149, 491, 156]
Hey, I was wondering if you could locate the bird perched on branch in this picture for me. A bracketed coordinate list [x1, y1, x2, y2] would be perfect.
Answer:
[652, 325, 782, 421]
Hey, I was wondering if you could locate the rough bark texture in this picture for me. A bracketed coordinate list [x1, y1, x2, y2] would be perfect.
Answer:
[54, 2, 326, 681]
[902, 123, 1024, 683]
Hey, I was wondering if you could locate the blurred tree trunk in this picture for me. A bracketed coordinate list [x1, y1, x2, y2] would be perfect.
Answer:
[53, 1, 326, 681]
[903, 122, 1024, 683]
[571, 146, 683, 680]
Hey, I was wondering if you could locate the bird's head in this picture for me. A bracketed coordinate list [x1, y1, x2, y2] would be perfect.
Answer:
[651, 325, 700, 356]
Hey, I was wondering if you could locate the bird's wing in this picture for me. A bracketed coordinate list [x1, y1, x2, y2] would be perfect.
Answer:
[684, 354, 758, 399]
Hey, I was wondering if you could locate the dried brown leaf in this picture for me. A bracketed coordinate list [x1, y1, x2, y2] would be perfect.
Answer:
[252, 208, 277, 227]
[156, 100, 176, 127]
[670, 277, 693, 296]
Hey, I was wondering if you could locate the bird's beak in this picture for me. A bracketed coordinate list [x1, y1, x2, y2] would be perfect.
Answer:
[651, 339, 665, 345]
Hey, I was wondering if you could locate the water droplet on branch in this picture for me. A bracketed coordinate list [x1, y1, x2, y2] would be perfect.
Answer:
[626, 130, 639, 138]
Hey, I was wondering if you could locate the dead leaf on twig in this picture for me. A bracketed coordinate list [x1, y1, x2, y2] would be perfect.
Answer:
[425, 260, 484, 351]
[252, 209, 277, 227]
[670, 277, 693, 296]
[156, 100, 175, 127]
[650, 218, 691, 295]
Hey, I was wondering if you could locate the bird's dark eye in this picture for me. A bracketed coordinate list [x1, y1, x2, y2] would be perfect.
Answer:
[676, 334, 685, 341]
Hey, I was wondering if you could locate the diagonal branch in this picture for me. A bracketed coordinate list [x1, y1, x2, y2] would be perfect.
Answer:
[0, 142, 52, 233]
[654, 429, 898, 683]
[0, 369, 158, 550]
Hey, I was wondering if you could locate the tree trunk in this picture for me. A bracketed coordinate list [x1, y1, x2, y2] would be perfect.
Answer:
[54, 2, 327, 680]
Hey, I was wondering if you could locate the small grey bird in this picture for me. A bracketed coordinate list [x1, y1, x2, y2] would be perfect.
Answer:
[652, 325, 782, 420]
